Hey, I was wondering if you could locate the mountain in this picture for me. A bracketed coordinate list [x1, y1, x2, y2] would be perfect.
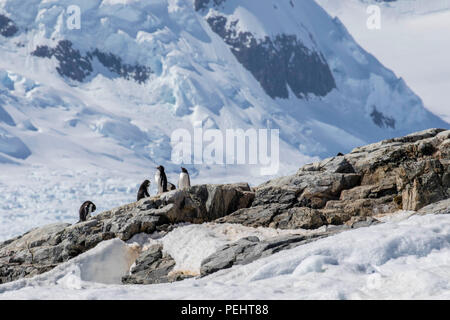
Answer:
[317, 0, 450, 123]
[0, 0, 447, 240]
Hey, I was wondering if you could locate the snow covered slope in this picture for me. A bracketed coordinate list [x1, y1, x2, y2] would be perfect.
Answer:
[1, 212, 450, 299]
[317, 0, 450, 123]
[0, 0, 448, 239]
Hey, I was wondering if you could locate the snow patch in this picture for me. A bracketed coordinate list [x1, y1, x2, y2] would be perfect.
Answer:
[2, 213, 450, 299]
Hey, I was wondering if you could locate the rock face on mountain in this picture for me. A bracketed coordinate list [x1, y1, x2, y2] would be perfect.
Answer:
[0, 14, 17, 37]
[32, 41, 152, 83]
[217, 128, 450, 228]
[196, 0, 336, 99]
[0, 183, 253, 284]
[0, 129, 449, 285]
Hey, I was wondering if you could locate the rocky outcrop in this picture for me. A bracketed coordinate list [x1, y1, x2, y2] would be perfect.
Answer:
[1, 129, 449, 285]
[121, 215, 380, 283]
[0, 14, 18, 37]
[200, 216, 382, 277]
[218, 128, 450, 229]
[122, 244, 175, 284]
[200, 234, 328, 276]
[0, 183, 253, 284]
[32, 40, 152, 83]
[418, 198, 450, 215]
[122, 244, 194, 285]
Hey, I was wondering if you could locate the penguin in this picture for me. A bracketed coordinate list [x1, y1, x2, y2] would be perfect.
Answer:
[178, 167, 191, 189]
[137, 179, 150, 201]
[79, 201, 96, 222]
[168, 182, 176, 191]
[155, 165, 168, 194]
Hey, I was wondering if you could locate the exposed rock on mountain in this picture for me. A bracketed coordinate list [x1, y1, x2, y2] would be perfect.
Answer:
[197, 0, 336, 99]
[0, 14, 17, 37]
[32, 41, 152, 83]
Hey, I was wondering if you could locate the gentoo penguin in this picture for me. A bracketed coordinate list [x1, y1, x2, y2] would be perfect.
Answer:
[178, 167, 191, 189]
[79, 201, 96, 222]
[137, 179, 150, 201]
[168, 182, 176, 191]
[155, 165, 168, 194]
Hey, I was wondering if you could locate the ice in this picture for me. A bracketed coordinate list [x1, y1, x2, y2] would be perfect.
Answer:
[0, 127, 31, 159]
[0, 105, 15, 126]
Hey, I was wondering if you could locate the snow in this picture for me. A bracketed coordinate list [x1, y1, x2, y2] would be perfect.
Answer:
[0, 0, 447, 241]
[0, 0, 449, 299]
[317, 0, 450, 123]
[159, 222, 323, 275]
[1, 212, 450, 299]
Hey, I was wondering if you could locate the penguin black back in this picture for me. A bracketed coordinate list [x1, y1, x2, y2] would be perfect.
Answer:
[137, 179, 150, 201]
[157, 165, 168, 193]
[79, 200, 96, 222]
[168, 182, 176, 190]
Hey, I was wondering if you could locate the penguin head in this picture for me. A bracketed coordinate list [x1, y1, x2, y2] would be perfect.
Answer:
[143, 179, 150, 187]
[181, 167, 188, 173]
[157, 165, 165, 172]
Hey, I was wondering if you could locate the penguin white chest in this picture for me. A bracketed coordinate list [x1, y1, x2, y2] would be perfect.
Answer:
[86, 204, 94, 219]
[155, 171, 161, 186]
[179, 172, 190, 189]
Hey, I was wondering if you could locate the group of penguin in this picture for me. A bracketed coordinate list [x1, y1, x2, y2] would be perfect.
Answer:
[78, 166, 190, 222]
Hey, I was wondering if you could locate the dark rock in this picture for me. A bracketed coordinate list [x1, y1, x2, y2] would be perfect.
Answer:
[158, 183, 254, 223]
[216, 204, 286, 227]
[0, 14, 18, 37]
[194, 0, 227, 11]
[218, 129, 450, 229]
[200, 233, 330, 276]
[269, 207, 328, 229]
[122, 244, 176, 284]
[0, 183, 253, 284]
[417, 198, 450, 215]
[371, 106, 396, 129]
[349, 217, 381, 229]
[1, 129, 450, 284]
[32, 40, 152, 83]
[203, 11, 335, 99]
[89, 49, 152, 84]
